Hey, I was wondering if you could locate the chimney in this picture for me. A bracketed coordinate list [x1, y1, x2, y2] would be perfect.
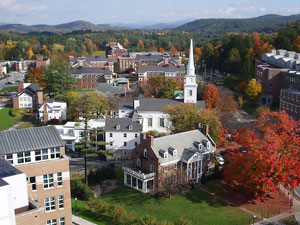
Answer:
[13, 96, 19, 108]
[133, 99, 140, 109]
[43, 101, 48, 124]
[147, 135, 154, 147]
[141, 133, 147, 142]
[69, 55, 74, 60]
[195, 122, 201, 129]
[203, 124, 209, 136]
[18, 82, 24, 93]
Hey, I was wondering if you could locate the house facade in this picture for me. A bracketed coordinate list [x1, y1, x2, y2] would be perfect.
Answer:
[122, 126, 216, 193]
[105, 118, 142, 160]
[38, 99, 67, 124]
[280, 89, 300, 121]
[0, 126, 72, 225]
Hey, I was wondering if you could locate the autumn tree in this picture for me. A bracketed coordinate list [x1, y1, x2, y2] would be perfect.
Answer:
[159, 47, 165, 53]
[198, 109, 222, 140]
[224, 110, 300, 197]
[202, 84, 219, 109]
[27, 47, 34, 59]
[24, 67, 45, 88]
[292, 36, 300, 52]
[137, 40, 144, 49]
[237, 81, 248, 93]
[216, 88, 238, 114]
[63, 91, 80, 120]
[142, 76, 178, 98]
[245, 79, 262, 101]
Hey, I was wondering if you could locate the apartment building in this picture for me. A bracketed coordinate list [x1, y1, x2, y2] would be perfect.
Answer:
[0, 126, 72, 225]
[280, 89, 300, 121]
[38, 99, 67, 124]
[69, 56, 114, 71]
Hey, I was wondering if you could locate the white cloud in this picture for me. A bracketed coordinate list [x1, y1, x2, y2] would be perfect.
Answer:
[0, 0, 15, 8]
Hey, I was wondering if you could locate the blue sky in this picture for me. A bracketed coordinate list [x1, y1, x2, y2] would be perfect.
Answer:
[0, 0, 299, 25]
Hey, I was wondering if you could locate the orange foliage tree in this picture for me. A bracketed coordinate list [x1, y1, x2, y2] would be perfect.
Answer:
[224, 110, 300, 197]
[24, 67, 46, 88]
[203, 84, 219, 109]
[237, 81, 248, 93]
[216, 88, 238, 113]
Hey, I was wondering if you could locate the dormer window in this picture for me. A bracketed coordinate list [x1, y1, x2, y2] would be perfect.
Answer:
[144, 149, 147, 158]
[164, 152, 168, 159]
[168, 147, 177, 156]
[207, 142, 210, 148]
[129, 125, 132, 130]
[116, 124, 120, 130]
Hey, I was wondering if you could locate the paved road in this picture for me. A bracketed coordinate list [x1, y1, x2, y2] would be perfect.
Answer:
[0, 72, 25, 90]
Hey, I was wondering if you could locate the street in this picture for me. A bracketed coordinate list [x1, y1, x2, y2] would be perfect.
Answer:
[0, 72, 25, 90]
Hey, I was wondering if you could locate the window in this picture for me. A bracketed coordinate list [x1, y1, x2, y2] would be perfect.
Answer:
[57, 172, 63, 187]
[35, 150, 41, 161]
[159, 118, 164, 127]
[144, 149, 147, 158]
[206, 153, 211, 160]
[124, 142, 127, 146]
[27, 177, 36, 191]
[45, 197, 55, 211]
[189, 90, 193, 96]
[135, 134, 138, 138]
[150, 164, 154, 172]
[42, 149, 49, 160]
[50, 148, 60, 159]
[129, 125, 132, 130]
[5, 154, 13, 164]
[164, 166, 168, 172]
[59, 217, 65, 225]
[148, 117, 152, 127]
[110, 133, 113, 137]
[58, 195, 64, 209]
[174, 163, 177, 169]
[173, 174, 177, 182]
[137, 159, 141, 166]
[47, 219, 57, 225]
[17, 151, 31, 164]
[163, 152, 168, 159]
[116, 124, 120, 130]
[123, 150, 127, 155]
[124, 133, 127, 138]
[43, 174, 54, 189]
[135, 142, 138, 147]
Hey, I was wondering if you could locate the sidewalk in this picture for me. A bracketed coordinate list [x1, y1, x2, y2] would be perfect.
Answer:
[72, 215, 97, 225]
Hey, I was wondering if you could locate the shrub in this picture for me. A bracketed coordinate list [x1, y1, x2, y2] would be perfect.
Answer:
[34, 118, 42, 126]
[255, 106, 269, 117]
[48, 118, 60, 125]
[88, 167, 116, 186]
[70, 179, 93, 201]
[10, 108, 21, 117]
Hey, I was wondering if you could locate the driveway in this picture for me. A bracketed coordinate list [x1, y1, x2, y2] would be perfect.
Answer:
[0, 72, 25, 90]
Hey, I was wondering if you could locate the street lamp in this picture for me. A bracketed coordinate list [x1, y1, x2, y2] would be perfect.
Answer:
[253, 215, 256, 224]
[75, 198, 78, 213]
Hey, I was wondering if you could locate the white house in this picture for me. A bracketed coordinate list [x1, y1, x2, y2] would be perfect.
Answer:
[38, 99, 67, 123]
[118, 39, 205, 134]
[105, 118, 142, 160]
[55, 119, 105, 151]
[13, 83, 43, 110]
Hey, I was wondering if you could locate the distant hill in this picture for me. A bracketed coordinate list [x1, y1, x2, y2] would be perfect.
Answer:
[176, 14, 300, 33]
[0, 20, 111, 33]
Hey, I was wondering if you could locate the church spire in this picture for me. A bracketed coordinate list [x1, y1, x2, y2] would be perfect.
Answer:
[187, 39, 195, 76]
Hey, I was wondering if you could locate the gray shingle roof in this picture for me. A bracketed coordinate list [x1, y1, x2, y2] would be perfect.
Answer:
[152, 129, 216, 164]
[96, 83, 126, 96]
[105, 118, 142, 132]
[138, 65, 185, 73]
[72, 67, 113, 75]
[0, 126, 64, 155]
[70, 56, 113, 64]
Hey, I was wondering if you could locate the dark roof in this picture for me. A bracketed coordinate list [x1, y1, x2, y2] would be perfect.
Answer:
[0, 158, 22, 179]
[70, 56, 113, 64]
[72, 67, 113, 75]
[118, 97, 206, 112]
[105, 118, 142, 132]
[138, 65, 184, 73]
[96, 83, 126, 96]
[0, 126, 64, 155]
[27, 83, 42, 92]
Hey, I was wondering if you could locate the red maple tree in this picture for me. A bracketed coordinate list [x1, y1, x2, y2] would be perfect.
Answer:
[203, 84, 219, 109]
[224, 110, 300, 197]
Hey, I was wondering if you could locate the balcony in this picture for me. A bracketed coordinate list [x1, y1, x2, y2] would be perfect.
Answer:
[122, 166, 155, 180]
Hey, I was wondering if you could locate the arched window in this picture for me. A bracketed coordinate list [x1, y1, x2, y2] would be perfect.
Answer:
[137, 159, 141, 166]
[144, 149, 147, 158]
[150, 164, 154, 172]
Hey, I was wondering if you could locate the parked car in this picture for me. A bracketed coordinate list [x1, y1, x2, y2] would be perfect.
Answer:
[239, 148, 248, 154]
[216, 155, 225, 165]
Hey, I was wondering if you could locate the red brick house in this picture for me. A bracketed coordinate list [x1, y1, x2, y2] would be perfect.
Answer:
[122, 126, 216, 193]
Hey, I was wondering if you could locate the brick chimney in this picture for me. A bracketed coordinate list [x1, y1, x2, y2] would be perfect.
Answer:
[141, 133, 147, 142]
[203, 124, 209, 136]
[195, 122, 201, 129]
[18, 82, 24, 93]
[147, 135, 154, 147]
[43, 101, 48, 124]
[13, 96, 19, 108]
[36, 91, 43, 105]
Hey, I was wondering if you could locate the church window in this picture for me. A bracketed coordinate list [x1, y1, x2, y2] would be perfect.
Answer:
[189, 90, 193, 96]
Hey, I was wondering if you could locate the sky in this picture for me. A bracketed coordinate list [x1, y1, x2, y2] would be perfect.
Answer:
[0, 0, 300, 25]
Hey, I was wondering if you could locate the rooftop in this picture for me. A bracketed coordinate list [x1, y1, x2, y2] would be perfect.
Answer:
[72, 67, 113, 75]
[96, 83, 126, 96]
[138, 65, 184, 73]
[105, 118, 142, 132]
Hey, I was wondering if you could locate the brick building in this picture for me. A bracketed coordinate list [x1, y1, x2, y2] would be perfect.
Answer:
[118, 56, 135, 72]
[122, 126, 216, 193]
[69, 56, 114, 71]
[72, 67, 113, 89]
[0, 126, 72, 225]
[280, 89, 300, 121]
[106, 42, 128, 62]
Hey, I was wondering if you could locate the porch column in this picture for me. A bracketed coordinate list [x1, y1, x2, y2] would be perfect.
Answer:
[142, 181, 147, 193]
[136, 178, 139, 189]
[196, 160, 199, 183]
[131, 176, 133, 187]
[124, 172, 127, 184]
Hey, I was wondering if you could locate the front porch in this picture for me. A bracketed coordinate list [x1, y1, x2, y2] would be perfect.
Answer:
[122, 166, 156, 193]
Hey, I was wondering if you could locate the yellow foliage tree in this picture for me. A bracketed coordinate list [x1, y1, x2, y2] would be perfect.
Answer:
[245, 79, 262, 101]
[52, 43, 65, 52]
[194, 47, 202, 61]
[27, 47, 34, 59]
[137, 40, 144, 49]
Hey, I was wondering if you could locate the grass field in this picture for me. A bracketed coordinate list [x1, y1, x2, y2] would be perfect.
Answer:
[0, 107, 20, 131]
[16, 122, 33, 129]
[0, 86, 18, 92]
[91, 51, 106, 57]
[72, 186, 251, 225]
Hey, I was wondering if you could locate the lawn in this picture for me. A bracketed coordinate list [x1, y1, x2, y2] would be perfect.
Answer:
[0, 107, 21, 131]
[72, 186, 252, 225]
[91, 50, 106, 57]
[0, 86, 18, 92]
[16, 122, 33, 129]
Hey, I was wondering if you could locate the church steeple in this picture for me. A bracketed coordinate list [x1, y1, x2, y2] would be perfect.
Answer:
[187, 39, 195, 76]
[184, 39, 198, 104]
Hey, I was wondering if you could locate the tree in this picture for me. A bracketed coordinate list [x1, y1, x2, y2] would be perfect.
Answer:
[137, 40, 145, 49]
[237, 81, 247, 93]
[198, 109, 222, 140]
[74, 93, 108, 184]
[159, 47, 165, 53]
[216, 88, 238, 114]
[42, 62, 78, 98]
[25, 67, 45, 87]
[224, 110, 300, 197]
[292, 36, 300, 52]
[245, 79, 262, 101]
[63, 91, 80, 120]
[202, 84, 219, 109]
[142, 76, 178, 98]
[27, 47, 34, 59]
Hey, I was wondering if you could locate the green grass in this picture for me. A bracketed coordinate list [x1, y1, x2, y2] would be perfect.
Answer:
[279, 215, 298, 225]
[91, 51, 106, 57]
[72, 186, 251, 225]
[16, 122, 33, 129]
[0, 86, 18, 92]
[0, 107, 21, 131]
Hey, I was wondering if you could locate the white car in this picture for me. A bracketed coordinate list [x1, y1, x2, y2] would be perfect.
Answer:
[216, 155, 224, 165]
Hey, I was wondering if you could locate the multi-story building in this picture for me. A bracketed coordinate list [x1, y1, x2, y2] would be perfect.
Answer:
[13, 82, 43, 110]
[105, 118, 142, 161]
[118, 56, 135, 72]
[106, 42, 128, 62]
[135, 53, 182, 70]
[35, 55, 51, 69]
[38, 99, 67, 124]
[0, 126, 72, 225]
[69, 56, 114, 71]
[72, 67, 113, 89]
[280, 89, 300, 121]
[122, 125, 216, 193]
[0, 61, 8, 76]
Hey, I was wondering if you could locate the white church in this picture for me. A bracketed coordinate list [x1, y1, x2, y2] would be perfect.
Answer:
[118, 39, 205, 133]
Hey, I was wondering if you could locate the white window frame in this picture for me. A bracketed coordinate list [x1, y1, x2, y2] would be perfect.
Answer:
[45, 197, 55, 212]
[58, 195, 64, 209]
[5, 154, 13, 164]
[57, 172, 63, 187]
[43, 174, 54, 189]
[148, 117, 153, 127]
[59, 217, 65, 225]
[17, 151, 31, 164]
[50, 148, 60, 159]
[27, 176, 36, 191]
[137, 159, 141, 167]
[47, 219, 57, 225]
[124, 133, 127, 138]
